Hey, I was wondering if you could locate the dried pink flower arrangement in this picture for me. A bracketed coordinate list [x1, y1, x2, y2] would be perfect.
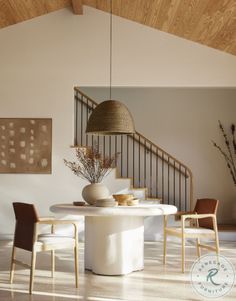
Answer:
[64, 145, 119, 184]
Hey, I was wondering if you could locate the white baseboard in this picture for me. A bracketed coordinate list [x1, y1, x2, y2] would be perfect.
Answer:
[219, 231, 236, 241]
[0, 234, 13, 241]
[145, 232, 236, 242]
[0, 232, 235, 242]
[0, 233, 86, 242]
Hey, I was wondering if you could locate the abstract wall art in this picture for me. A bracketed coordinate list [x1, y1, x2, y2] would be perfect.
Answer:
[0, 118, 52, 173]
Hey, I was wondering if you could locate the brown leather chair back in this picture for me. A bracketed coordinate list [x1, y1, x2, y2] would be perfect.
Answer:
[194, 199, 219, 229]
[13, 203, 39, 251]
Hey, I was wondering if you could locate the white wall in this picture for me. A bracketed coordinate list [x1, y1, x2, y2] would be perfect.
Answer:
[0, 6, 236, 237]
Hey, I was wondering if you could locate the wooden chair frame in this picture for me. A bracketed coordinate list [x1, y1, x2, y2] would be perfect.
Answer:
[10, 217, 79, 294]
[163, 212, 219, 273]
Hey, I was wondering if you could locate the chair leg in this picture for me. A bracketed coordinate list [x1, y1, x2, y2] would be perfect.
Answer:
[181, 236, 185, 273]
[215, 233, 220, 255]
[10, 246, 16, 284]
[51, 224, 55, 277]
[163, 229, 167, 265]
[212, 216, 220, 259]
[29, 251, 36, 294]
[74, 245, 79, 288]
[196, 238, 201, 258]
[163, 215, 167, 265]
[51, 250, 55, 278]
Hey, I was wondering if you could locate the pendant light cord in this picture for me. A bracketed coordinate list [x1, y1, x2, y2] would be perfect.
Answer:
[109, 0, 113, 99]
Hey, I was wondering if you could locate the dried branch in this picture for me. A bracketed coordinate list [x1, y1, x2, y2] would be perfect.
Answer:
[64, 144, 119, 184]
[218, 120, 235, 172]
[212, 141, 234, 166]
[212, 121, 236, 186]
[231, 123, 236, 155]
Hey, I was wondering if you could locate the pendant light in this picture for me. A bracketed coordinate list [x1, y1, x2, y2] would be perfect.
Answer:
[86, 0, 135, 135]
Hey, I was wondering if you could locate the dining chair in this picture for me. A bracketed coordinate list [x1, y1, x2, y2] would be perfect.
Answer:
[10, 202, 79, 294]
[163, 198, 219, 273]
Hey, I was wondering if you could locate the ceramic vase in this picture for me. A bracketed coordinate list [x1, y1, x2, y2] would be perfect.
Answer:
[82, 183, 110, 205]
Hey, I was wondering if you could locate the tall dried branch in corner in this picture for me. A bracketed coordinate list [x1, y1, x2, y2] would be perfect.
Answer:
[212, 121, 236, 186]
[231, 123, 236, 155]
[64, 144, 119, 184]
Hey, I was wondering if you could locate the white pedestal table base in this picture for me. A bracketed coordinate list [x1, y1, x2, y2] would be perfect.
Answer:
[85, 216, 144, 275]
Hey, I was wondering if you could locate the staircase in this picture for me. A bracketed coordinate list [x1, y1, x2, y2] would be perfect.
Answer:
[73, 87, 193, 211]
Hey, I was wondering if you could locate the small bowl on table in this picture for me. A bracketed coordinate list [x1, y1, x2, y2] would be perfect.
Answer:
[113, 194, 134, 206]
[127, 198, 139, 206]
[95, 198, 118, 207]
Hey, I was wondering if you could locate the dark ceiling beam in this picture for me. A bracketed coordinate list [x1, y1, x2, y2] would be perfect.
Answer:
[71, 0, 83, 15]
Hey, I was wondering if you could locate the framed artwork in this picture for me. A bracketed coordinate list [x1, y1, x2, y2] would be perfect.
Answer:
[0, 118, 52, 174]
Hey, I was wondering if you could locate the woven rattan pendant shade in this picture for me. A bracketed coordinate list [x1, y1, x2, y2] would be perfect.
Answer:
[86, 100, 135, 135]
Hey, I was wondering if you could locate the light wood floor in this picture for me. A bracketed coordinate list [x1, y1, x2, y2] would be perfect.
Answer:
[0, 240, 235, 301]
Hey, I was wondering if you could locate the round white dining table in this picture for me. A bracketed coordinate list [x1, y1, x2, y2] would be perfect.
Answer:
[50, 203, 177, 276]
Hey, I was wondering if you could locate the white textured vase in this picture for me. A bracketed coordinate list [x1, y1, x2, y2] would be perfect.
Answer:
[82, 183, 110, 205]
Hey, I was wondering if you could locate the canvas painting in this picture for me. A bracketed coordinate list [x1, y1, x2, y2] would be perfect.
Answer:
[0, 118, 52, 173]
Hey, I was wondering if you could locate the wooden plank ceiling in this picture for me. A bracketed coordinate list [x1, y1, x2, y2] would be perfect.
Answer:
[0, 0, 71, 27]
[0, 0, 235, 56]
[84, 0, 236, 56]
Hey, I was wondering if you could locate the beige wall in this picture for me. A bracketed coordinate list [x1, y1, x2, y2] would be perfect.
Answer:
[0, 6, 236, 236]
